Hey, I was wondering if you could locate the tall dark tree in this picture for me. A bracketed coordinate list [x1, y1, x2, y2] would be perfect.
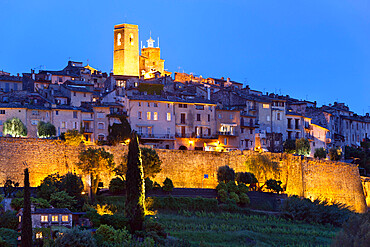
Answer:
[125, 132, 145, 233]
[21, 167, 32, 247]
[107, 115, 131, 145]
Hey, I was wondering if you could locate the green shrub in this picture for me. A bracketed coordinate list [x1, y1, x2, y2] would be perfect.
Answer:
[239, 193, 250, 205]
[280, 196, 352, 226]
[217, 189, 228, 203]
[109, 177, 125, 194]
[235, 172, 258, 185]
[162, 178, 174, 192]
[94, 224, 131, 246]
[226, 181, 238, 193]
[295, 138, 310, 156]
[332, 212, 370, 246]
[0, 228, 18, 247]
[329, 147, 342, 161]
[237, 183, 249, 194]
[145, 177, 154, 192]
[215, 181, 227, 192]
[55, 227, 96, 247]
[0, 211, 18, 230]
[217, 165, 235, 183]
[229, 192, 240, 204]
[283, 139, 296, 154]
[264, 179, 283, 194]
[314, 148, 326, 159]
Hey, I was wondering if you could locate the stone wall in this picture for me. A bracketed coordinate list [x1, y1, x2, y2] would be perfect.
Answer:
[362, 177, 370, 208]
[0, 138, 367, 213]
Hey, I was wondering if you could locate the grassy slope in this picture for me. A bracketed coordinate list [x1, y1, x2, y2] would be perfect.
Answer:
[156, 212, 339, 247]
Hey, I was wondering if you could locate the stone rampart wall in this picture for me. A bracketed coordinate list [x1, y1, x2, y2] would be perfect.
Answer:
[0, 138, 367, 213]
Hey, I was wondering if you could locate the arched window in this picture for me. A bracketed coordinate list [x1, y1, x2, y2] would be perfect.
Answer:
[117, 33, 122, 46]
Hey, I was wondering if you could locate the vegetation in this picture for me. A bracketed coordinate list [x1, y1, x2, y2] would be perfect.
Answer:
[216, 165, 235, 183]
[157, 211, 338, 247]
[332, 212, 370, 246]
[37, 121, 56, 137]
[64, 129, 84, 146]
[295, 138, 311, 156]
[283, 139, 296, 154]
[11, 197, 51, 211]
[235, 172, 258, 185]
[138, 83, 164, 95]
[125, 132, 145, 233]
[329, 147, 342, 161]
[3, 179, 19, 197]
[244, 154, 279, 182]
[3, 117, 27, 137]
[314, 147, 327, 159]
[107, 115, 131, 146]
[21, 168, 32, 247]
[94, 224, 131, 246]
[345, 141, 370, 173]
[49, 191, 77, 209]
[0, 228, 18, 247]
[141, 147, 162, 178]
[0, 211, 18, 230]
[280, 196, 352, 227]
[77, 148, 115, 201]
[162, 177, 174, 192]
[54, 228, 96, 247]
[109, 177, 125, 194]
[263, 179, 283, 194]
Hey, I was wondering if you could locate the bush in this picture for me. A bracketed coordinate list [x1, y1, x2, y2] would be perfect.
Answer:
[216, 182, 227, 192]
[226, 181, 238, 193]
[217, 189, 228, 203]
[0, 211, 18, 230]
[145, 177, 154, 192]
[217, 165, 235, 183]
[94, 224, 131, 246]
[295, 138, 310, 156]
[0, 228, 18, 247]
[239, 193, 250, 205]
[109, 177, 125, 194]
[235, 172, 257, 185]
[162, 178, 174, 192]
[283, 139, 296, 154]
[55, 228, 96, 247]
[280, 196, 352, 227]
[238, 183, 249, 194]
[332, 212, 370, 246]
[229, 192, 240, 204]
[314, 148, 326, 159]
[264, 179, 283, 194]
[329, 147, 342, 161]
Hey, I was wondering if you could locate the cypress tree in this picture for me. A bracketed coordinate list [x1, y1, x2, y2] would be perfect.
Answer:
[125, 132, 145, 233]
[21, 168, 32, 247]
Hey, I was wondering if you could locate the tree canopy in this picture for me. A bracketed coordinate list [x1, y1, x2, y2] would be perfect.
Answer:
[64, 129, 84, 146]
[3, 117, 27, 137]
[295, 138, 311, 156]
[37, 121, 56, 137]
[107, 115, 131, 145]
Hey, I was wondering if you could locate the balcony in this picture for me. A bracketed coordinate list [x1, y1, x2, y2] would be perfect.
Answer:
[83, 128, 93, 133]
[217, 131, 238, 136]
[138, 133, 175, 140]
[175, 133, 217, 139]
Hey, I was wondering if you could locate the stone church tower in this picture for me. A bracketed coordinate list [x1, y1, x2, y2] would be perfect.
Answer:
[113, 23, 139, 76]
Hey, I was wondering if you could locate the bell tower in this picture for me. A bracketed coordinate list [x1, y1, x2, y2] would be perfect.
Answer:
[113, 23, 139, 76]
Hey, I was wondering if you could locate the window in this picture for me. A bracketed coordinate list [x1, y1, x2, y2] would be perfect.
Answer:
[277, 113, 281, 120]
[267, 116, 270, 122]
[138, 111, 142, 119]
[179, 104, 187, 108]
[208, 114, 210, 122]
[147, 102, 150, 107]
[224, 138, 228, 145]
[197, 114, 201, 121]
[250, 129, 253, 134]
[14, 84, 18, 91]
[74, 122, 77, 129]
[218, 114, 221, 119]
[36, 232, 43, 239]
[58, 77, 63, 82]
[18, 215, 21, 222]
[52, 215, 58, 222]
[73, 111, 78, 118]
[32, 110, 39, 115]
[138, 127, 143, 134]
[167, 104, 170, 108]
[180, 113, 186, 124]
[117, 33, 122, 46]
[0, 110, 5, 114]
[41, 215, 48, 222]
[229, 114, 233, 119]
[138, 102, 141, 107]
[55, 111, 59, 116]
[61, 122, 66, 128]
[153, 112, 158, 121]
[263, 104, 270, 108]
[153, 103, 158, 107]
[84, 93, 86, 97]
[209, 106, 212, 111]
[98, 123, 104, 129]
[167, 112, 171, 121]
[195, 105, 204, 110]
[98, 135, 104, 141]
[147, 112, 151, 120]
[97, 112, 105, 118]
[73, 92, 76, 96]
[31, 120, 39, 126]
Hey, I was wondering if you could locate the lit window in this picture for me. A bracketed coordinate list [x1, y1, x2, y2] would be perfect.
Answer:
[153, 112, 158, 121]
[117, 33, 122, 46]
[52, 215, 58, 222]
[36, 232, 43, 239]
[167, 112, 171, 121]
[263, 104, 270, 109]
[61, 122, 66, 128]
[19, 215, 21, 222]
[147, 112, 151, 120]
[62, 215, 69, 222]
[41, 215, 48, 222]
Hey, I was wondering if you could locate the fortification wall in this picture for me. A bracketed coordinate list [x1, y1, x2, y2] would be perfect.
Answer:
[0, 138, 367, 213]
[362, 177, 370, 208]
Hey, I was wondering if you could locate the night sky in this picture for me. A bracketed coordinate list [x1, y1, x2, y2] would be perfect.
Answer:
[1, 0, 369, 114]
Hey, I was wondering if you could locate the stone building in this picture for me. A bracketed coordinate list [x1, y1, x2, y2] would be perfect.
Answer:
[216, 107, 240, 150]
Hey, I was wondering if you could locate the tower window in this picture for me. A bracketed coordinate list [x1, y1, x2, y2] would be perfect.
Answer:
[129, 33, 134, 45]
[117, 33, 122, 46]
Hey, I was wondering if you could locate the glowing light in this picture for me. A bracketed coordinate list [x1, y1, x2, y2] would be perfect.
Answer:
[188, 141, 194, 145]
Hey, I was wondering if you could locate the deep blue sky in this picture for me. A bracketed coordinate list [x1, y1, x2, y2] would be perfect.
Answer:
[1, 0, 369, 114]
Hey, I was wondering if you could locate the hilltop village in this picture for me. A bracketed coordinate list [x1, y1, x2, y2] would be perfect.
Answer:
[0, 23, 369, 155]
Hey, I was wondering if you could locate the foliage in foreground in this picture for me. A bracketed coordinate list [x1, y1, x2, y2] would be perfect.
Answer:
[216, 165, 235, 183]
[0, 228, 19, 247]
[280, 196, 353, 227]
[331, 212, 370, 247]
[37, 121, 56, 137]
[314, 147, 327, 159]
[64, 129, 84, 146]
[3, 117, 27, 137]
